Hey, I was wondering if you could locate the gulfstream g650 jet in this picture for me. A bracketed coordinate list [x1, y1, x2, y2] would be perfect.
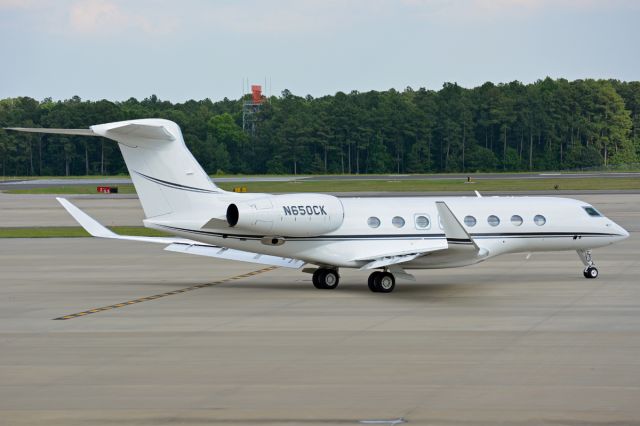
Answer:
[7, 119, 629, 293]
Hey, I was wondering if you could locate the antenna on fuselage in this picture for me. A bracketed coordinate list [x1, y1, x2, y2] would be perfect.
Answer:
[475, 190, 482, 198]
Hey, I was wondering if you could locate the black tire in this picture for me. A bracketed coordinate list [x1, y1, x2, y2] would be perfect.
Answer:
[585, 267, 599, 279]
[374, 272, 395, 293]
[368, 271, 382, 292]
[314, 268, 339, 289]
[312, 269, 324, 289]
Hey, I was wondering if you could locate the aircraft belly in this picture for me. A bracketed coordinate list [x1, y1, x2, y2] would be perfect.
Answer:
[288, 238, 447, 268]
[475, 235, 614, 256]
[148, 225, 620, 270]
[153, 229, 362, 267]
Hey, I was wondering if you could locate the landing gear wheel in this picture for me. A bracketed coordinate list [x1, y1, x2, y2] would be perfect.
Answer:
[313, 268, 339, 289]
[374, 272, 396, 293]
[368, 271, 382, 292]
[577, 249, 599, 280]
[583, 266, 599, 279]
[312, 269, 323, 289]
[322, 269, 339, 289]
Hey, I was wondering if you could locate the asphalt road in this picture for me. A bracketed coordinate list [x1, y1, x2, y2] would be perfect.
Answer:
[0, 193, 638, 425]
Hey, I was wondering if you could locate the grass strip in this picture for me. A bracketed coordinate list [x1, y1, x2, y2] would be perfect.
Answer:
[0, 226, 170, 238]
[216, 177, 640, 193]
[5, 185, 138, 194]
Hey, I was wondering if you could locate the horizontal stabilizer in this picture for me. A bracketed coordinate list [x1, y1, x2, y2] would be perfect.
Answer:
[99, 123, 175, 141]
[56, 197, 198, 245]
[5, 127, 96, 136]
[165, 243, 305, 269]
[6, 122, 176, 142]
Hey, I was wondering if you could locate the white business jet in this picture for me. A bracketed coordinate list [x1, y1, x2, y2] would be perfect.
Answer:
[7, 119, 629, 293]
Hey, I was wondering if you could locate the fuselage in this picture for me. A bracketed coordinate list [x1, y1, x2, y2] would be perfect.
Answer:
[146, 195, 629, 270]
[10, 119, 630, 289]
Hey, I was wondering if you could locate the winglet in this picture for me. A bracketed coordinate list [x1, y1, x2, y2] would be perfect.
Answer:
[436, 201, 478, 249]
[56, 197, 197, 245]
[56, 197, 117, 238]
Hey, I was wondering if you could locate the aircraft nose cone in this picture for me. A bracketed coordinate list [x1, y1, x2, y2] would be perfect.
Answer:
[620, 226, 630, 239]
[613, 222, 629, 239]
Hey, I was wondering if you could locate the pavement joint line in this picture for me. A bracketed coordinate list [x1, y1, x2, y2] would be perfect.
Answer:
[52, 266, 277, 320]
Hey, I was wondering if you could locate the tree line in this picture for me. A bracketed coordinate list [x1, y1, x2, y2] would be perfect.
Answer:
[1, 78, 639, 176]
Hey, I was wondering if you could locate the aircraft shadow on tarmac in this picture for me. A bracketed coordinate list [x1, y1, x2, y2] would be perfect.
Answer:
[225, 280, 482, 300]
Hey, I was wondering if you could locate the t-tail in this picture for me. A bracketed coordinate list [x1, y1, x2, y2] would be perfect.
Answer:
[6, 119, 225, 218]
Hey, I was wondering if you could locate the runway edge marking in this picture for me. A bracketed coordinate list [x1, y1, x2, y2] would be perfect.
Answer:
[52, 266, 277, 320]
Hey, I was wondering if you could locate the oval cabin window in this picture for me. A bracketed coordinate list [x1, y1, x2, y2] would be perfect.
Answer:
[464, 215, 477, 227]
[487, 215, 500, 227]
[415, 215, 430, 229]
[511, 215, 523, 226]
[534, 215, 546, 226]
[367, 217, 381, 228]
[392, 216, 405, 228]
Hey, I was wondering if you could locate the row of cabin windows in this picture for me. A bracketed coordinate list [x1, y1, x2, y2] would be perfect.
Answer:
[367, 214, 547, 229]
[367, 214, 430, 229]
[465, 214, 546, 227]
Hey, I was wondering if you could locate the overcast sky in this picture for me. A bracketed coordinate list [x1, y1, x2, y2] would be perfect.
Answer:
[1, 0, 638, 102]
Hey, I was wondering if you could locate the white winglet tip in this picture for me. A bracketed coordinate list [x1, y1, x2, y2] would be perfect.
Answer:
[56, 197, 117, 238]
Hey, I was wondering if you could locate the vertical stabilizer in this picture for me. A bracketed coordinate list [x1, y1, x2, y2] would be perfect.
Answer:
[6, 119, 227, 218]
[91, 119, 223, 218]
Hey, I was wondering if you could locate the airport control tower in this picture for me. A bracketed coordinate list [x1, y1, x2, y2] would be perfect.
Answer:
[242, 84, 263, 135]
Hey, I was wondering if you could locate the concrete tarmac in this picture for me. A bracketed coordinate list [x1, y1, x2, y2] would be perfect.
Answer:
[0, 194, 145, 227]
[0, 194, 639, 425]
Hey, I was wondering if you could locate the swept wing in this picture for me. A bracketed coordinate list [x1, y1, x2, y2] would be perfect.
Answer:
[57, 198, 304, 269]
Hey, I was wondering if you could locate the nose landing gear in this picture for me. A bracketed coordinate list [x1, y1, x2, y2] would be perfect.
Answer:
[583, 267, 599, 279]
[577, 249, 599, 279]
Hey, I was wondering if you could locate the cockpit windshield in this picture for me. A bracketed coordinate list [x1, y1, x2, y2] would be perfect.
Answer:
[583, 206, 602, 217]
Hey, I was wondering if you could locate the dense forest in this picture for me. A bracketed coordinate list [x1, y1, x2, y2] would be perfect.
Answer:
[1, 78, 639, 176]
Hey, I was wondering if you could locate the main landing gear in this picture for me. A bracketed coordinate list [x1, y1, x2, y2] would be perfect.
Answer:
[312, 268, 340, 289]
[577, 249, 599, 279]
[367, 271, 396, 293]
[311, 268, 398, 293]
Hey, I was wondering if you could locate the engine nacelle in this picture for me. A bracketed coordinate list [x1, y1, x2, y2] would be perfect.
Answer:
[226, 194, 344, 237]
